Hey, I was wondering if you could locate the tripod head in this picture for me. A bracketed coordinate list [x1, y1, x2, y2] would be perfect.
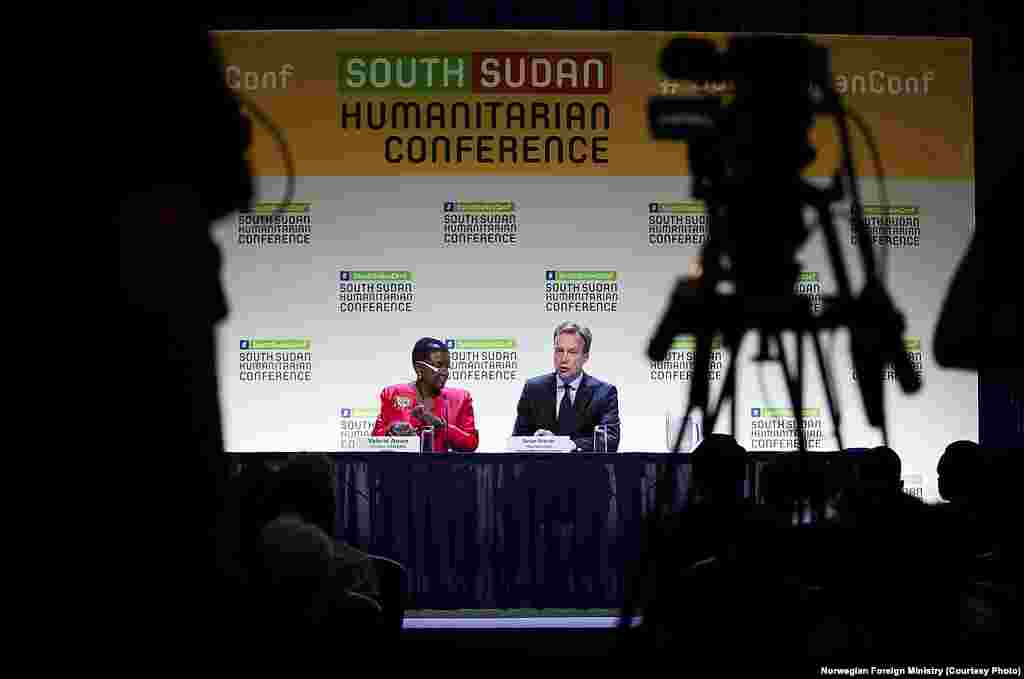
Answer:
[647, 34, 920, 446]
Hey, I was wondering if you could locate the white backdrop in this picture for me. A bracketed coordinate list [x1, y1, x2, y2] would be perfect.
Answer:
[212, 30, 977, 502]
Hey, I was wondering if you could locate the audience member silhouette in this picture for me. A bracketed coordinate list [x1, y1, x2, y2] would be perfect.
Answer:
[261, 455, 379, 594]
[623, 435, 768, 650]
[116, 26, 410, 640]
[620, 436, 816, 664]
[688, 433, 749, 507]
[233, 511, 386, 645]
[937, 439, 983, 505]
[618, 440, 1021, 663]
[259, 454, 412, 637]
[255, 513, 345, 626]
[116, 25, 254, 636]
[837, 445, 919, 521]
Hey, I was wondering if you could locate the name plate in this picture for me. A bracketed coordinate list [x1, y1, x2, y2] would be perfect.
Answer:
[365, 436, 420, 452]
[506, 436, 576, 453]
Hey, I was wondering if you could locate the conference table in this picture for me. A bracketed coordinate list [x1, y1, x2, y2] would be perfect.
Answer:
[233, 451, 842, 610]
[332, 451, 749, 610]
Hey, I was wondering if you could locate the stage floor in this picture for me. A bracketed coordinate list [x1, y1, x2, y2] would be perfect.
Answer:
[403, 609, 640, 629]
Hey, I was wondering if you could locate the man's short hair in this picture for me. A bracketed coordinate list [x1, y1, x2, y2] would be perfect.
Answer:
[412, 337, 447, 365]
[553, 321, 592, 354]
[860, 446, 902, 485]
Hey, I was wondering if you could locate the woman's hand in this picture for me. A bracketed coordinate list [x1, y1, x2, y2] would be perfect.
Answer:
[388, 421, 416, 436]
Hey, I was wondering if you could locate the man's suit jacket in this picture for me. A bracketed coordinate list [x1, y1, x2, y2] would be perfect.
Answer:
[512, 372, 621, 452]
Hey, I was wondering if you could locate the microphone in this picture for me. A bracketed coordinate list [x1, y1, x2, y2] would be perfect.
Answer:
[442, 395, 450, 452]
[416, 360, 442, 373]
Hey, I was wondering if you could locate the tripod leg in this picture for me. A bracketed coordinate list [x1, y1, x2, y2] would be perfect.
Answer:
[773, 331, 807, 453]
[730, 356, 737, 442]
[661, 337, 711, 518]
[811, 330, 845, 452]
[705, 332, 743, 442]
[774, 331, 811, 521]
[672, 328, 729, 454]
[662, 328, 721, 518]
[671, 402, 697, 455]
[797, 329, 806, 451]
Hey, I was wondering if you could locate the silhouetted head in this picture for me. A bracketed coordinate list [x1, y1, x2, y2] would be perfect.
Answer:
[691, 433, 748, 504]
[257, 513, 335, 623]
[270, 454, 338, 536]
[841, 446, 909, 518]
[937, 440, 980, 503]
[859, 446, 903, 491]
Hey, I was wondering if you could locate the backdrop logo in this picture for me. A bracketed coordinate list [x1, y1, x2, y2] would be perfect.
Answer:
[476, 52, 612, 94]
[796, 272, 823, 315]
[339, 54, 469, 93]
[658, 79, 732, 96]
[749, 406, 825, 450]
[648, 201, 708, 246]
[660, 68, 935, 99]
[225, 64, 295, 91]
[834, 69, 935, 96]
[240, 339, 311, 351]
[905, 338, 924, 380]
[237, 202, 313, 247]
[339, 407, 378, 418]
[851, 204, 921, 248]
[339, 406, 380, 449]
[442, 201, 518, 246]
[544, 271, 619, 313]
[446, 338, 518, 382]
[338, 52, 611, 94]
[902, 472, 925, 499]
[338, 271, 415, 313]
[239, 339, 313, 383]
[337, 51, 612, 167]
[650, 335, 724, 382]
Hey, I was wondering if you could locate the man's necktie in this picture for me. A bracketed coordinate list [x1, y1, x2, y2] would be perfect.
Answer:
[557, 383, 576, 436]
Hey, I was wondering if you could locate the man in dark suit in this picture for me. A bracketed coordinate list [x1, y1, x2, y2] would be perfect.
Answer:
[513, 321, 621, 452]
[505, 322, 620, 607]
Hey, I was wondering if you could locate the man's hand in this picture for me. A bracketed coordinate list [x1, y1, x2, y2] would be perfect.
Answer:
[388, 422, 416, 436]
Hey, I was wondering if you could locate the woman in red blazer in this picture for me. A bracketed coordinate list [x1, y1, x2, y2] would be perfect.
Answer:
[371, 337, 479, 452]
